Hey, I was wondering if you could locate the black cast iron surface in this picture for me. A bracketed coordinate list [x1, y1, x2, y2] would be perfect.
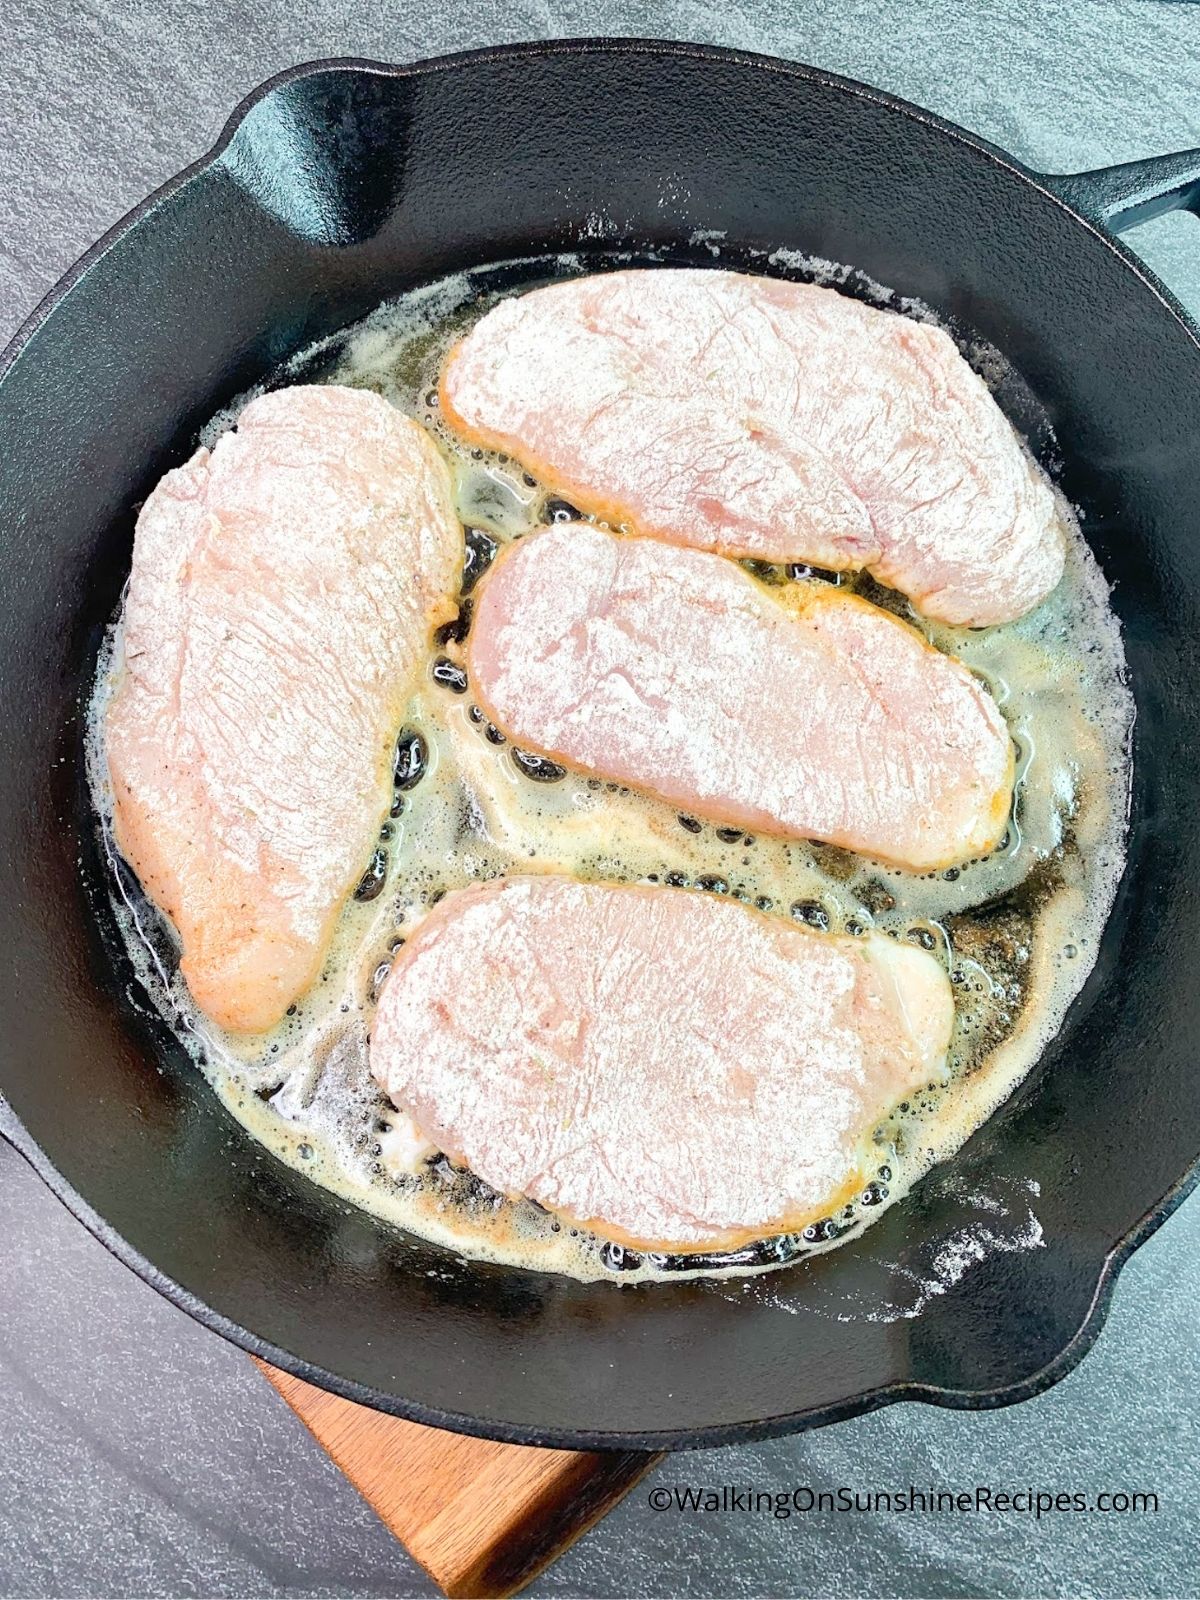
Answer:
[3, 30, 1200, 1452]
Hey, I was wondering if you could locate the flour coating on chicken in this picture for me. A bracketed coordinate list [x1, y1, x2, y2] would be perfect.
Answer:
[106, 385, 461, 1032]
[371, 876, 954, 1250]
[469, 524, 1014, 871]
[442, 268, 1066, 625]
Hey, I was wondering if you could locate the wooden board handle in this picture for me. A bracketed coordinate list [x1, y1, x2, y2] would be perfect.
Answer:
[255, 1360, 659, 1598]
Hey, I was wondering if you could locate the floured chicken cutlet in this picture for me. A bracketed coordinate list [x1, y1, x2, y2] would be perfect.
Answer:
[105, 385, 461, 1034]
[441, 267, 1065, 626]
[468, 524, 1013, 872]
[371, 876, 954, 1252]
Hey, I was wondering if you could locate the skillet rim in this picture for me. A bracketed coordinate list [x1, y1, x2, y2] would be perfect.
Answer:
[2, 36, 1199, 1450]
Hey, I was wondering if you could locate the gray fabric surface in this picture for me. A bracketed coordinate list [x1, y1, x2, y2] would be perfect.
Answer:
[3, 2, 1199, 1595]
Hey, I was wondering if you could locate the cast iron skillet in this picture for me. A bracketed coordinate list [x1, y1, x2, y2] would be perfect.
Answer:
[2, 39, 1200, 1450]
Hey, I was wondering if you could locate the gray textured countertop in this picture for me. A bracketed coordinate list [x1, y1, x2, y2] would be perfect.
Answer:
[3, 3, 1200, 1596]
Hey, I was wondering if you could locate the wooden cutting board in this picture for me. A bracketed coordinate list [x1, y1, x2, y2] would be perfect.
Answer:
[256, 1360, 660, 1598]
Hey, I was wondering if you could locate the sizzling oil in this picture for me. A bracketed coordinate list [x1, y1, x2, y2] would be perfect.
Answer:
[85, 256, 1133, 1284]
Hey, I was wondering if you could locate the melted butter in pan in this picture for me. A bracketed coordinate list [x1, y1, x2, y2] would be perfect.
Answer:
[86, 257, 1133, 1284]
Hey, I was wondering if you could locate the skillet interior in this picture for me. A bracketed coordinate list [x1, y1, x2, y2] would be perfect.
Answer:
[1, 41, 1199, 1449]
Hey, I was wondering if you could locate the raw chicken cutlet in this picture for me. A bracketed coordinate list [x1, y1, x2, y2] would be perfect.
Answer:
[371, 876, 954, 1252]
[106, 384, 461, 1034]
[468, 524, 1014, 872]
[441, 268, 1065, 626]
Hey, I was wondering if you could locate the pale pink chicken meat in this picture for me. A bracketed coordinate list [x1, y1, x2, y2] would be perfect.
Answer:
[371, 876, 954, 1252]
[468, 524, 1013, 872]
[441, 268, 1066, 626]
[105, 385, 461, 1034]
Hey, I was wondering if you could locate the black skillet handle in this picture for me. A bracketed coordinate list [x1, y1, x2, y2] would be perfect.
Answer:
[1040, 147, 1200, 233]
